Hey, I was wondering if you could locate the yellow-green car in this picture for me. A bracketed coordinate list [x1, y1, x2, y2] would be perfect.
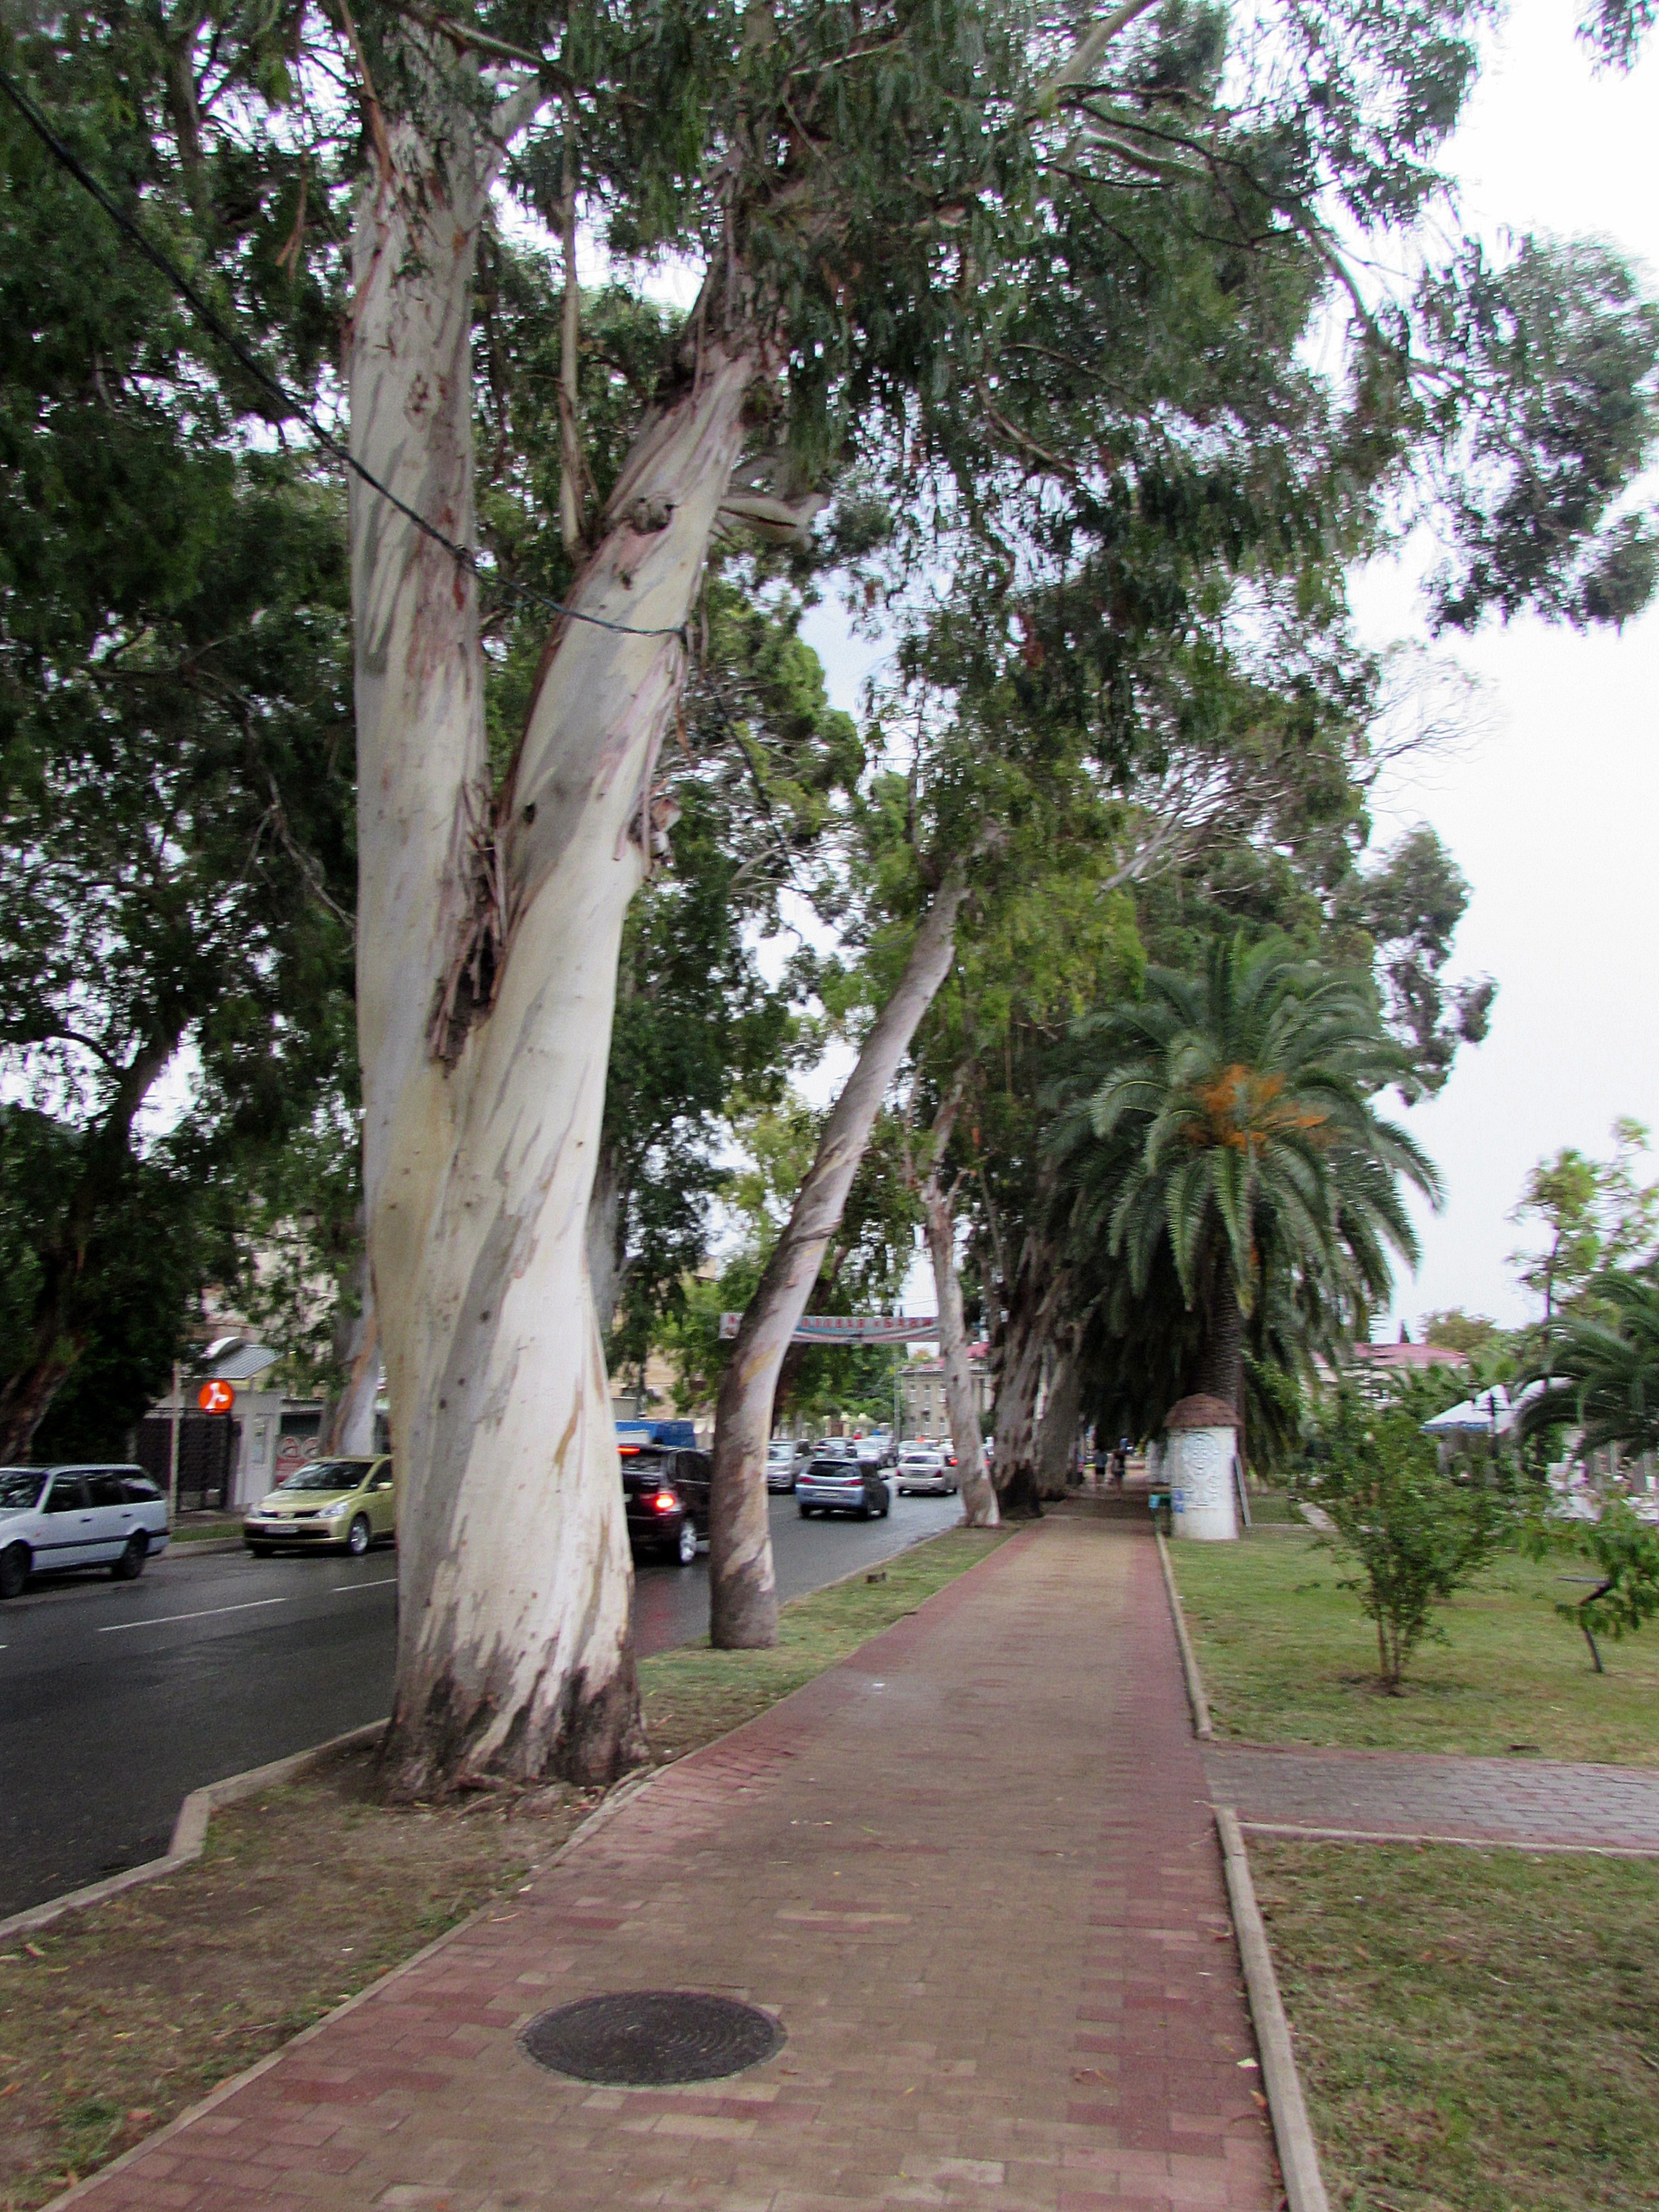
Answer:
[243, 1457, 396, 1557]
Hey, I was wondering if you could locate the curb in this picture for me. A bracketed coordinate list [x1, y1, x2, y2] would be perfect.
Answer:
[1155, 1528, 1212, 1739]
[1215, 1805, 1330, 2212]
[0, 1719, 389, 1942]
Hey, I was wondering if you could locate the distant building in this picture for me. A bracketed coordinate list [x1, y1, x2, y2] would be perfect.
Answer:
[1346, 1342, 1468, 1375]
[1311, 1339, 1468, 1404]
[899, 1347, 993, 1438]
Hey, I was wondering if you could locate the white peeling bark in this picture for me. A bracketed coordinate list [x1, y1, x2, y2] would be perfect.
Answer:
[349, 76, 759, 1790]
[709, 873, 971, 1647]
[1035, 1331, 1082, 1497]
[914, 1082, 997, 1528]
[924, 1186, 998, 1527]
[326, 1236, 380, 1456]
[585, 1139, 628, 1348]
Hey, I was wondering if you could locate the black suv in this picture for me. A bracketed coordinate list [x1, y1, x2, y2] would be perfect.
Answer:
[619, 1444, 711, 1566]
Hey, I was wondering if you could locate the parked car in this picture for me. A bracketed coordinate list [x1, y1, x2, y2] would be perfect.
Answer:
[0, 1465, 171, 1598]
[895, 1447, 958, 1496]
[244, 1457, 396, 1556]
[796, 1455, 891, 1520]
[620, 1442, 711, 1565]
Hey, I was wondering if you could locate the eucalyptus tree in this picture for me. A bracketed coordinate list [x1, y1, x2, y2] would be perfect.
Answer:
[21, 0, 1657, 1776]
[333, 0, 1659, 1749]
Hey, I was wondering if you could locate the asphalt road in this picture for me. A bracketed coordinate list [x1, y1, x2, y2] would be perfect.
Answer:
[0, 1486, 961, 1918]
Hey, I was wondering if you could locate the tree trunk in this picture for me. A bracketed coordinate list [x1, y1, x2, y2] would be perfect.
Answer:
[1035, 1329, 1081, 1498]
[709, 874, 971, 1646]
[1197, 1271, 1244, 1415]
[0, 1029, 178, 1460]
[988, 1220, 1067, 1519]
[352, 86, 759, 1792]
[325, 1233, 380, 1456]
[912, 1081, 998, 1531]
[585, 1139, 628, 1349]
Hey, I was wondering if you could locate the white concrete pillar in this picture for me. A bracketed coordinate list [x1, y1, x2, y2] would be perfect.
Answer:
[1163, 1396, 1242, 1541]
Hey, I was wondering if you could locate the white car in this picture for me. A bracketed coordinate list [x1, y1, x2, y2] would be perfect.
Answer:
[895, 1448, 957, 1496]
[0, 1465, 171, 1599]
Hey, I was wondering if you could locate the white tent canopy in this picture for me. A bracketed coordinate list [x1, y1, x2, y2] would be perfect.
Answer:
[1421, 1381, 1546, 1437]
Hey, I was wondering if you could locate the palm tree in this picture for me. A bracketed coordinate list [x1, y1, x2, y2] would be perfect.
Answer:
[1522, 1266, 1659, 1458]
[1058, 935, 1442, 1416]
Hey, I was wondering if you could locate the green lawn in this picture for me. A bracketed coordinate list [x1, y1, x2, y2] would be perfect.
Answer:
[1170, 1531, 1659, 1763]
[1254, 1840, 1659, 2212]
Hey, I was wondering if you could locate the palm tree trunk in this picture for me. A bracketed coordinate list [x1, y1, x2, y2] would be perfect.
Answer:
[1197, 1272, 1244, 1415]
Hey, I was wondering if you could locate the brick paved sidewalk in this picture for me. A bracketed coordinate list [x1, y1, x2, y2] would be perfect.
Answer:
[64, 1519, 1278, 2212]
[1205, 1743, 1659, 1853]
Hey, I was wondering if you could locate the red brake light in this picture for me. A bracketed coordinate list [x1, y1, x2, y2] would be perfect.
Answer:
[618, 1444, 640, 1455]
[652, 1490, 679, 1514]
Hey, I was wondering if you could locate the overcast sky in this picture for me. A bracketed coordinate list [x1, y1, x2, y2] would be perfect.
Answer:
[805, 0, 1659, 1338]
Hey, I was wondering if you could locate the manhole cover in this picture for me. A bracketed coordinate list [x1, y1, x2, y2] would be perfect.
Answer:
[519, 1990, 785, 2085]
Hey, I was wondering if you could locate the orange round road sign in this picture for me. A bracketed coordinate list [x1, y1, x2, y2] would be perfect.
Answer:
[197, 1380, 234, 1413]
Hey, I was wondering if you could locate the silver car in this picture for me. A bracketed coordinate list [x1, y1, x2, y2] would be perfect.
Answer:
[0, 1465, 171, 1599]
[796, 1455, 891, 1520]
[895, 1448, 957, 1496]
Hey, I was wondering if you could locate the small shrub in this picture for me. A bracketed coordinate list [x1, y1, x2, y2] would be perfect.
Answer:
[1300, 1385, 1515, 1689]
[1524, 1498, 1659, 1672]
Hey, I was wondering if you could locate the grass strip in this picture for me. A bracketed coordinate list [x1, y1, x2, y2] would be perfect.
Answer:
[0, 1525, 1006, 2210]
[1171, 1531, 1659, 1763]
[1253, 1839, 1659, 2212]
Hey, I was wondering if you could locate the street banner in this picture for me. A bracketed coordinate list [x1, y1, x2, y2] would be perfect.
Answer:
[718, 1312, 938, 1345]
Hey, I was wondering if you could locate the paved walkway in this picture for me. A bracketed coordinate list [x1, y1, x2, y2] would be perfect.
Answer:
[66, 1520, 1277, 2212]
[1205, 1743, 1659, 1853]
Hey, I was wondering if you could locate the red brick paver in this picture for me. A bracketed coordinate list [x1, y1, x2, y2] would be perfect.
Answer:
[61, 1520, 1276, 2212]
[1205, 1741, 1659, 1853]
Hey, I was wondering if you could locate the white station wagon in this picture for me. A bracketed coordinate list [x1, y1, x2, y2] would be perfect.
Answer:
[0, 1465, 171, 1599]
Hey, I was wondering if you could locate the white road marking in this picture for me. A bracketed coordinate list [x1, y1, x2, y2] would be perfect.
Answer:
[331, 1577, 398, 1593]
[98, 1597, 290, 1633]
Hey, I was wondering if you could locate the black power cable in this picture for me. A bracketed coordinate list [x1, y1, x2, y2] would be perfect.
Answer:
[0, 61, 689, 644]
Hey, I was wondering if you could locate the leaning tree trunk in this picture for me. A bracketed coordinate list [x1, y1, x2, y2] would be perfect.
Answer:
[709, 873, 971, 1647]
[915, 1085, 997, 1528]
[584, 1139, 629, 1351]
[352, 87, 760, 1792]
[325, 1233, 380, 1457]
[1035, 1328, 1082, 1498]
